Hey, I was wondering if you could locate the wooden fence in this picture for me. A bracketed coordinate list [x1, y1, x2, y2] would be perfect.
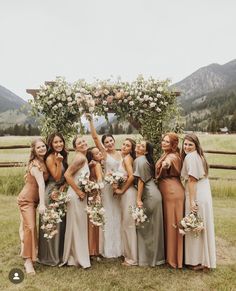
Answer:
[0, 145, 236, 170]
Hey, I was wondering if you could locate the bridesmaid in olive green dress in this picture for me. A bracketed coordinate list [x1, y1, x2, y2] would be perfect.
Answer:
[38, 133, 68, 266]
[133, 140, 165, 267]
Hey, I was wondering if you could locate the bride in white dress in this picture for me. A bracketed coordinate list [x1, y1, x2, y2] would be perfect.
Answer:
[62, 136, 91, 268]
[88, 116, 122, 258]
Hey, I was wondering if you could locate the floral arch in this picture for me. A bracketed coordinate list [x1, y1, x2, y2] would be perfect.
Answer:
[28, 76, 180, 156]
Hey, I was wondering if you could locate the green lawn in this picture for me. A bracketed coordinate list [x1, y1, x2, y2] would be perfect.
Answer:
[0, 195, 235, 291]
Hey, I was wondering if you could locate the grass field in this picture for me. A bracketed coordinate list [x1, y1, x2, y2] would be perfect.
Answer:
[0, 195, 235, 291]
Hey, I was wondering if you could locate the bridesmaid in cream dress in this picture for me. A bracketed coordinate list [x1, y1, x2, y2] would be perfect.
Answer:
[114, 138, 137, 266]
[88, 116, 122, 258]
[62, 136, 90, 268]
[181, 133, 216, 270]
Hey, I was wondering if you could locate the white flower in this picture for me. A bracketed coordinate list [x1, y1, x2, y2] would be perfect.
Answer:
[129, 101, 134, 106]
[156, 107, 161, 112]
[58, 103, 62, 107]
[47, 101, 52, 106]
[150, 102, 156, 108]
[103, 100, 108, 105]
[65, 89, 72, 96]
[144, 95, 149, 101]
[123, 99, 128, 103]
[157, 86, 163, 92]
[67, 97, 72, 102]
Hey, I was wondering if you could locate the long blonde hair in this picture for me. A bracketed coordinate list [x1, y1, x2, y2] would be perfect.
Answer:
[181, 133, 209, 176]
[28, 138, 47, 166]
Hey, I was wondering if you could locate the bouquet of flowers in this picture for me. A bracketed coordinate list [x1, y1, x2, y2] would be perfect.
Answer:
[86, 196, 106, 228]
[104, 171, 127, 187]
[41, 189, 70, 239]
[178, 212, 204, 237]
[40, 207, 62, 239]
[77, 172, 101, 195]
[129, 205, 148, 227]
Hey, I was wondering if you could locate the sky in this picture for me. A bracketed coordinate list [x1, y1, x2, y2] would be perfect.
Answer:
[0, 0, 235, 101]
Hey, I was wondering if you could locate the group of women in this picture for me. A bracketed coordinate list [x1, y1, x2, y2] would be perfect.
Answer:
[17, 117, 216, 275]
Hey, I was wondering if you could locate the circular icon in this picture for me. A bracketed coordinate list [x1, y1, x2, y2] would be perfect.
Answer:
[8, 268, 24, 284]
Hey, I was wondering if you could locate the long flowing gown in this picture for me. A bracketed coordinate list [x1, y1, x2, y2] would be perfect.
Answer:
[118, 159, 137, 265]
[133, 156, 165, 267]
[156, 152, 185, 268]
[181, 150, 216, 268]
[62, 163, 90, 268]
[101, 154, 122, 258]
[38, 165, 66, 266]
[17, 160, 48, 262]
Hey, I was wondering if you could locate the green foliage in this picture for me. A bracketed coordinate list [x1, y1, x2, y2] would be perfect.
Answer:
[30, 76, 180, 156]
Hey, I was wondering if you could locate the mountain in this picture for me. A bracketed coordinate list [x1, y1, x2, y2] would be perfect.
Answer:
[171, 59, 236, 132]
[172, 59, 236, 102]
[0, 85, 26, 113]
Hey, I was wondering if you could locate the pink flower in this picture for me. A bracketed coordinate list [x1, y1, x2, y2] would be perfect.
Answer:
[106, 95, 113, 104]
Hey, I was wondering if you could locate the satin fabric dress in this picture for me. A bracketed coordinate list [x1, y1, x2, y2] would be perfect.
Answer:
[181, 150, 216, 268]
[38, 165, 66, 266]
[101, 154, 122, 258]
[118, 159, 137, 265]
[62, 163, 91, 268]
[156, 152, 185, 268]
[133, 156, 165, 266]
[17, 160, 48, 262]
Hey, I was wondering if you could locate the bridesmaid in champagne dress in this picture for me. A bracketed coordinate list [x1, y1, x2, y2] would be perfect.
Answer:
[156, 133, 184, 268]
[86, 147, 104, 257]
[181, 133, 216, 270]
[88, 116, 122, 258]
[133, 140, 165, 267]
[18, 138, 48, 274]
[62, 136, 91, 268]
[114, 138, 137, 266]
[38, 133, 68, 266]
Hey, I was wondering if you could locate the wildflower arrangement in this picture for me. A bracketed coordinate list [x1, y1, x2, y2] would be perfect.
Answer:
[104, 171, 127, 187]
[40, 189, 70, 239]
[129, 205, 148, 227]
[178, 211, 204, 237]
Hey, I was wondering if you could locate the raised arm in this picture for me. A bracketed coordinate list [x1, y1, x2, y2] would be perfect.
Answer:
[46, 153, 63, 182]
[64, 154, 86, 200]
[30, 166, 46, 214]
[88, 116, 107, 157]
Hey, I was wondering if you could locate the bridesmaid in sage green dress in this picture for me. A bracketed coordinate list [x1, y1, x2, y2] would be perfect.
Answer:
[133, 140, 165, 267]
[38, 133, 68, 266]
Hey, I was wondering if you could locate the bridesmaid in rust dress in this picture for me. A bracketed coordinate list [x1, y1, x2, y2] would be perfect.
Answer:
[155, 132, 185, 269]
[18, 138, 48, 274]
[86, 147, 104, 258]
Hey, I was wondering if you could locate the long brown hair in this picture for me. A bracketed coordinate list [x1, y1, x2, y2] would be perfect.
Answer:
[46, 132, 68, 170]
[125, 138, 136, 160]
[28, 138, 47, 166]
[181, 133, 209, 175]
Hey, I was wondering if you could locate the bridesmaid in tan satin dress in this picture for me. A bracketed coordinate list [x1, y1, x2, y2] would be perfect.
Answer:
[17, 138, 48, 274]
[86, 147, 104, 257]
[156, 133, 184, 269]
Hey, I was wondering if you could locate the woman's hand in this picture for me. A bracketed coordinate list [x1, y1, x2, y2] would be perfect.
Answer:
[190, 200, 198, 213]
[162, 159, 170, 169]
[55, 153, 63, 164]
[137, 199, 143, 208]
[59, 184, 67, 192]
[114, 188, 124, 195]
[76, 190, 86, 201]
[38, 203, 46, 214]
[112, 183, 118, 191]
